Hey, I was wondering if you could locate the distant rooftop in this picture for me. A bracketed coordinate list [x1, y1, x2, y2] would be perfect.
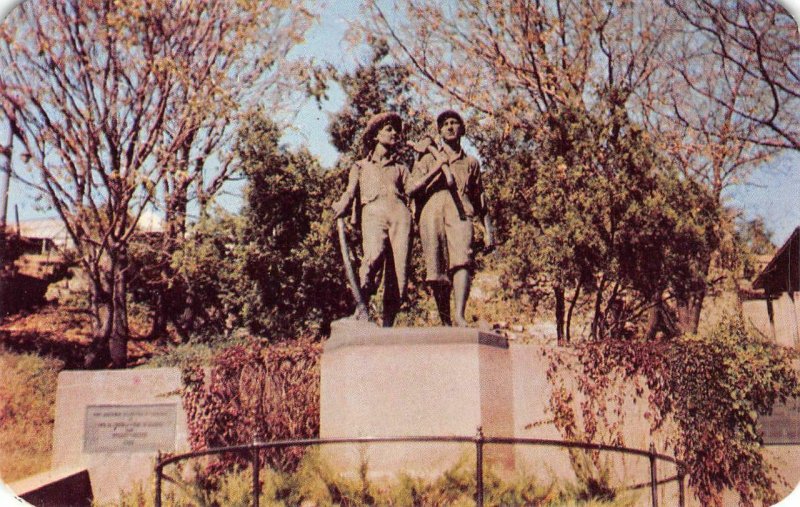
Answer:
[9, 210, 165, 246]
[753, 227, 800, 294]
[12, 218, 69, 244]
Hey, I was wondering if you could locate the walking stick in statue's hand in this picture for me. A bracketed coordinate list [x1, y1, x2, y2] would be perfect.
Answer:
[336, 217, 369, 321]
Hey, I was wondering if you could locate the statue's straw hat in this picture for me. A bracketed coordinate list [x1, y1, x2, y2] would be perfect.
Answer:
[436, 110, 464, 131]
[363, 112, 403, 154]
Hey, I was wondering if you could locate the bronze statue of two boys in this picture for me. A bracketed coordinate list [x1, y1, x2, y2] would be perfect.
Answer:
[333, 110, 495, 327]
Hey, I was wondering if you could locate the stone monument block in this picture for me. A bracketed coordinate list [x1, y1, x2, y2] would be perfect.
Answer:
[320, 321, 514, 477]
[50, 367, 188, 503]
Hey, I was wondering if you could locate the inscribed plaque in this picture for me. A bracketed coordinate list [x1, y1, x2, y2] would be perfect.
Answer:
[761, 398, 800, 445]
[83, 404, 177, 453]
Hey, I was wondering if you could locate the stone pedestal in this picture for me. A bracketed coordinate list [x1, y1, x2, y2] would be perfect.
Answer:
[320, 321, 514, 477]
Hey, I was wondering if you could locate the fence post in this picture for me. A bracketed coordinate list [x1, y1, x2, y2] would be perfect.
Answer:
[155, 451, 162, 507]
[649, 443, 658, 507]
[156, 449, 163, 507]
[475, 427, 484, 507]
[677, 463, 685, 507]
[252, 440, 261, 507]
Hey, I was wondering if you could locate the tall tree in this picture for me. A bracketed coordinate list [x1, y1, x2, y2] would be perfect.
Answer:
[472, 103, 719, 342]
[666, 0, 800, 152]
[234, 110, 349, 336]
[365, 0, 668, 130]
[630, 0, 794, 330]
[0, 0, 311, 367]
[162, 111, 352, 339]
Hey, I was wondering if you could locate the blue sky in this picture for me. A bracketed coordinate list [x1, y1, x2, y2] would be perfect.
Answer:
[280, 0, 366, 168]
[725, 152, 800, 244]
[1, 0, 799, 245]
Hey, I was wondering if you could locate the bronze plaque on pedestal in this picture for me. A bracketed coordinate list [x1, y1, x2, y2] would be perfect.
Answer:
[84, 404, 177, 453]
[761, 398, 800, 445]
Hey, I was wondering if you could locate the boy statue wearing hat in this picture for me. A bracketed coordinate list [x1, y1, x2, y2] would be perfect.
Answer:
[408, 110, 495, 327]
[332, 112, 412, 327]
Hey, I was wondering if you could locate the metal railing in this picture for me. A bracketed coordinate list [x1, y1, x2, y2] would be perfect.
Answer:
[155, 430, 686, 507]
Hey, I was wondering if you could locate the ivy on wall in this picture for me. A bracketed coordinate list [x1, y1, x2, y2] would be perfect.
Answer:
[548, 315, 800, 506]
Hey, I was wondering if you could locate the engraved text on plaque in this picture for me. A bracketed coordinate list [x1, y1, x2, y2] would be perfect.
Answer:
[84, 404, 177, 453]
[760, 398, 800, 445]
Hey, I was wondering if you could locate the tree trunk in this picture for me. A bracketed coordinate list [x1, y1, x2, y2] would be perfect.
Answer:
[148, 178, 188, 341]
[675, 249, 712, 334]
[109, 249, 129, 368]
[555, 285, 565, 345]
[175, 289, 196, 343]
[675, 289, 705, 335]
[566, 279, 583, 344]
[148, 289, 168, 342]
[85, 275, 113, 368]
[643, 291, 678, 341]
[590, 275, 606, 340]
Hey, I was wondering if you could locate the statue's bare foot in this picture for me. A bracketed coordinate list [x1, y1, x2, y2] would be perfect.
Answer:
[454, 317, 469, 327]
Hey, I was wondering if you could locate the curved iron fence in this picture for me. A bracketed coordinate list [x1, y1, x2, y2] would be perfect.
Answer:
[155, 431, 685, 507]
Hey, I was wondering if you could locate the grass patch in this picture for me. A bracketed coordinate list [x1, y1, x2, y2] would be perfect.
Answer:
[0, 349, 63, 482]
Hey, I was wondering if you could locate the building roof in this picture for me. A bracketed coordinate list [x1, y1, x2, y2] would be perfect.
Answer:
[12, 211, 164, 248]
[753, 227, 800, 293]
[14, 218, 68, 241]
[16, 212, 165, 235]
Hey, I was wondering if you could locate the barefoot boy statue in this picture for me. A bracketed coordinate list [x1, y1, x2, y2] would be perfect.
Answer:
[408, 110, 495, 327]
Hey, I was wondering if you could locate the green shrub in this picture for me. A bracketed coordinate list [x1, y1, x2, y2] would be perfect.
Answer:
[140, 450, 637, 506]
[146, 338, 242, 370]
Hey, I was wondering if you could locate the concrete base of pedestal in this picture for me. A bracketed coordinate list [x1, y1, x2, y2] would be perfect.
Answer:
[320, 320, 514, 477]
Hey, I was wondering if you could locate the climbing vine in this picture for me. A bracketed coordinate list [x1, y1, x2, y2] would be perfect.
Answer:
[550, 315, 800, 506]
[182, 339, 321, 478]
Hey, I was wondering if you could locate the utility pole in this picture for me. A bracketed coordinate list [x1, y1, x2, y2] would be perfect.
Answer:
[0, 126, 10, 318]
[0, 152, 9, 231]
[0, 128, 10, 231]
